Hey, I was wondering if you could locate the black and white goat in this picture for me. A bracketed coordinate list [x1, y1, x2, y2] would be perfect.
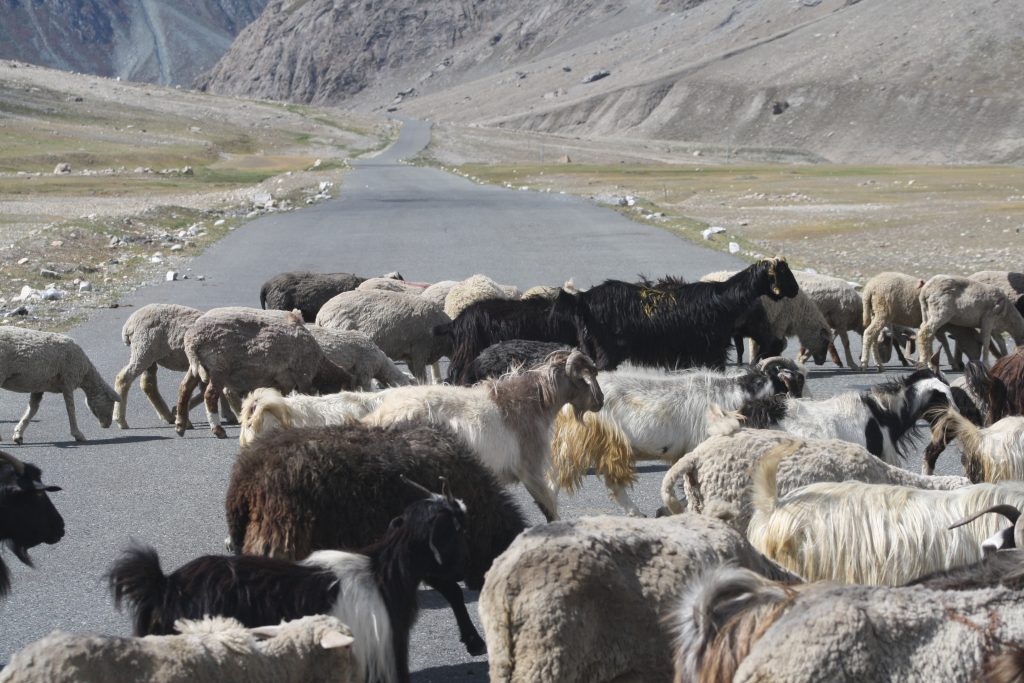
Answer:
[109, 484, 468, 683]
[550, 357, 805, 516]
[734, 369, 955, 466]
[0, 451, 64, 598]
[553, 258, 800, 371]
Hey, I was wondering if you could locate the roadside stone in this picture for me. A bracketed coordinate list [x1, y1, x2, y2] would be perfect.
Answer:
[78, 282, 92, 292]
[39, 268, 60, 278]
[53, 162, 71, 174]
[17, 257, 29, 265]
[165, 271, 178, 282]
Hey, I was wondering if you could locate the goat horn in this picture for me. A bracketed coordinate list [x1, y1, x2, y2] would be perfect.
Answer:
[949, 504, 1022, 530]
[439, 477, 454, 502]
[400, 475, 438, 499]
[0, 451, 25, 475]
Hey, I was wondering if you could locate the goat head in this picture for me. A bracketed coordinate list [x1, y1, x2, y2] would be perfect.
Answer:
[565, 350, 603, 418]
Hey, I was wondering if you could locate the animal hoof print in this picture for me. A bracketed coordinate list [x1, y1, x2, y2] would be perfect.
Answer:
[212, 427, 227, 439]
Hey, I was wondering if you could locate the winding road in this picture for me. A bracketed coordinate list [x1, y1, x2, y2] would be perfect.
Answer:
[0, 121, 959, 680]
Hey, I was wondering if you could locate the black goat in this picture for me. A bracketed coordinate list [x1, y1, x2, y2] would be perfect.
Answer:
[554, 258, 800, 371]
[225, 422, 527, 656]
[436, 295, 584, 384]
[462, 339, 572, 384]
[109, 487, 466, 683]
[0, 451, 64, 598]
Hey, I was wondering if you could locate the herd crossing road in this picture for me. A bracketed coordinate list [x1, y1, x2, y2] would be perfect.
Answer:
[0, 120, 963, 680]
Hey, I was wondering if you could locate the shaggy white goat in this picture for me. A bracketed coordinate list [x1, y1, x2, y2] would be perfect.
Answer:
[927, 408, 1024, 482]
[748, 443, 1024, 585]
[238, 387, 391, 447]
[362, 350, 603, 521]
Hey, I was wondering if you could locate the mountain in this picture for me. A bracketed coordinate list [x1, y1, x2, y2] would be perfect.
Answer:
[0, 0, 267, 85]
[204, 0, 1024, 164]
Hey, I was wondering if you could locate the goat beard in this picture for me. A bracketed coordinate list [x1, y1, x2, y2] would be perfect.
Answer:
[6, 538, 34, 567]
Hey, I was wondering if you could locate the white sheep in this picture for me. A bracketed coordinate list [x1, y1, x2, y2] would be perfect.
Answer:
[748, 443, 1024, 585]
[918, 275, 1010, 371]
[659, 429, 970, 531]
[702, 270, 833, 365]
[237, 387, 391, 447]
[0, 615, 356, 683]
[443, 274, 522, 320]
[362, 350, 603, 521]
[356, 277, 429, 294]
[928, 408, 1024, 483]
[0, 327, 118, 444]
[521, 280, 579, 300]
[303, 325, 411, 390]
[792, 271, 868, 369]
[316, 289, 451, 383]
[419, 280, 460, 308]
[176, 308, 353, 439]
[480, 513, 797, 683]
[860, 271, 925, 371]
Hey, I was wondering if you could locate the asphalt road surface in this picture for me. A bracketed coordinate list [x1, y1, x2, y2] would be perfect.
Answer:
[0, 120, 965, 679]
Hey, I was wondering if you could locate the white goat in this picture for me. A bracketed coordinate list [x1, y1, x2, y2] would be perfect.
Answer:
[362, 350, 603, 521]
[927, 408, 1024, 482]
[238, 387, 391, 447]
[549, 357, 804, 516]
[748, 443, 1024, 585]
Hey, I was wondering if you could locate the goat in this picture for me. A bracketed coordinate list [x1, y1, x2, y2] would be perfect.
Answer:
[672, 561, 1024, 683]
[437, 295, 583, 385]
[926, 409, 1024, 483]
[237, 386, 390, 447]
[0, 451, 64, 598]
[225, 422, 527, 656]
[363, 349, 602, 521]
[557, 258, 799, 372]
[736, 368, 954, 466]
[260, 271, 372, 322]
[549, 357, 804, 516]
[747, 443, 1024, 585]
[110, 486, 468, 683]
[462, 339, 571, 384]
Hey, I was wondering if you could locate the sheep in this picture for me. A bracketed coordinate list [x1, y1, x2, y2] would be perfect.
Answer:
[260, 271, 365, 322]
[316, 289, 451, 383]
[659, 429, 970, 532]
[237, 387, 391, 447]
[970, 269, 1024, 318]
[443, 274, 521, 320]
[860, 271, 926, 371]
[225, 422, 527, 655]
[0, 327, 119, 444]
[559, 258, 800, 372]
[0, 615, 357, 683]
[356, 277, 429, 294]
[437, 294, 584, 385]
[303, 325, 411, 390]
[479, 513, 797, 683]
[0, 451, 64, 599]
[521, 280, 578, 300]
[701, 270, 832, 366]
[746, 443, 1024, 584]
[549, 357, 805, 517]
[735, 368, 954, 466]
[671, 563, 1024, 683]
[793, 271, 877, 369]
[462, 339, 571, 384]
[175, 308, 353, 439]
[362, 349, 603, 521]
[917, 274, 1012, 372]
[419, 280, 460, 308]
[112, 487, 468, 683]
[926, 409, 1024, 483]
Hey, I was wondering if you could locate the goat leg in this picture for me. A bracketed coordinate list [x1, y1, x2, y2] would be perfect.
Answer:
[62, 389, 86, 441]
[425, 577, 486, 656]
[827, 341, 843, 367]
[204, 381, 227, 439]
[175, 370, 200, 436]
[140, 364, 176, 425]
[12, 392, 44, 445]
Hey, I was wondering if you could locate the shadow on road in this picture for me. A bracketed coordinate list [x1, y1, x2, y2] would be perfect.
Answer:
[11, 435, 173, 449]
[413, 662, 489, 683]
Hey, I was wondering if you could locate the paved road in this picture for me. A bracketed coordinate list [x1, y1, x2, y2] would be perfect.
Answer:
[0, 120, 963, 679]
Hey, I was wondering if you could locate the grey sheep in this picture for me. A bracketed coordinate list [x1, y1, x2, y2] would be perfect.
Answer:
[316, 289, 452, 383]
[659, 428, 969, 531]
[479, 513, 796, 683]
[702, 270, 833, 365]
[0, 614, 356, 683]
[176, 308, 352, 439]
[793, 271, 873, 369]
[304, 325, 412, 390]
[260, 271, 366, 322]
[860, 271, 926, 371]
[0, 327, 118, 444]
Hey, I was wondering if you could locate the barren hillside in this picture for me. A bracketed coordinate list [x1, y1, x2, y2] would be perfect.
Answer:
[201, 0, 1024, 164]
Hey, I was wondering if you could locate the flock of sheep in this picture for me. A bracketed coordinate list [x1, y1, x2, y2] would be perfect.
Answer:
[3, 260, 1024, 682]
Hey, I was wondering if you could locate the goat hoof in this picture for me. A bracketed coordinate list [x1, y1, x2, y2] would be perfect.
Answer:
[175, 425, 187, 437]
[212, 426, 227, 439]
[12, 436, 22, 445]
[73, 433, 87, 442]
[464, 634, 487, 657]
[116, 419, 129, 429]
[655, 506, 671, 518]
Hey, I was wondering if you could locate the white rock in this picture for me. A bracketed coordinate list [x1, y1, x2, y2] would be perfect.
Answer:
[197, 275, 206, 281]
[803, 267, 818, 274]
[17, 257, 28, 265]
[78, 281, 92, 292]
[702, 226, 727, 240]
[165, 270, 178, 282]
[728, 242, 741, 254]
[170, 244, 183, 252]
[214, 219, 225, 226]
[40, 287, 64, 301]
[150, 256, 163, 264]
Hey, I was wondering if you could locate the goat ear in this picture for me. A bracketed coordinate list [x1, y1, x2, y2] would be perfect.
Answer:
[250, 624, 282, 641]
[320, 630, 354, 649]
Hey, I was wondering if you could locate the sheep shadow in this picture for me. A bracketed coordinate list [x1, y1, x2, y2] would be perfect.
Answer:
[418, 587, 480, 610]
[13, 435, 172, 449]
[413, 662, 489, 683]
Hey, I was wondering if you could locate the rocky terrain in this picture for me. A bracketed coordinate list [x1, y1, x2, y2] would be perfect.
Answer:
[202, 0, 1024, 165]
[0, 0, 266, 84]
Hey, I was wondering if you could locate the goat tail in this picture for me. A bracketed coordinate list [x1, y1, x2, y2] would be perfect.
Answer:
[107, 542, 169, 636]
[987, 648, 1024, 683]
[548, 407, 634, 493]
[259, 283, 268, 309]
[670, 565, 794, 683]
[661, 454, 698, 515]
[751, 439, 803, 517]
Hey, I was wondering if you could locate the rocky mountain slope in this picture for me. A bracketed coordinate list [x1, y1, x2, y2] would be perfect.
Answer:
[0, 0, 266, 85]
[200, 0, 1024, 164]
